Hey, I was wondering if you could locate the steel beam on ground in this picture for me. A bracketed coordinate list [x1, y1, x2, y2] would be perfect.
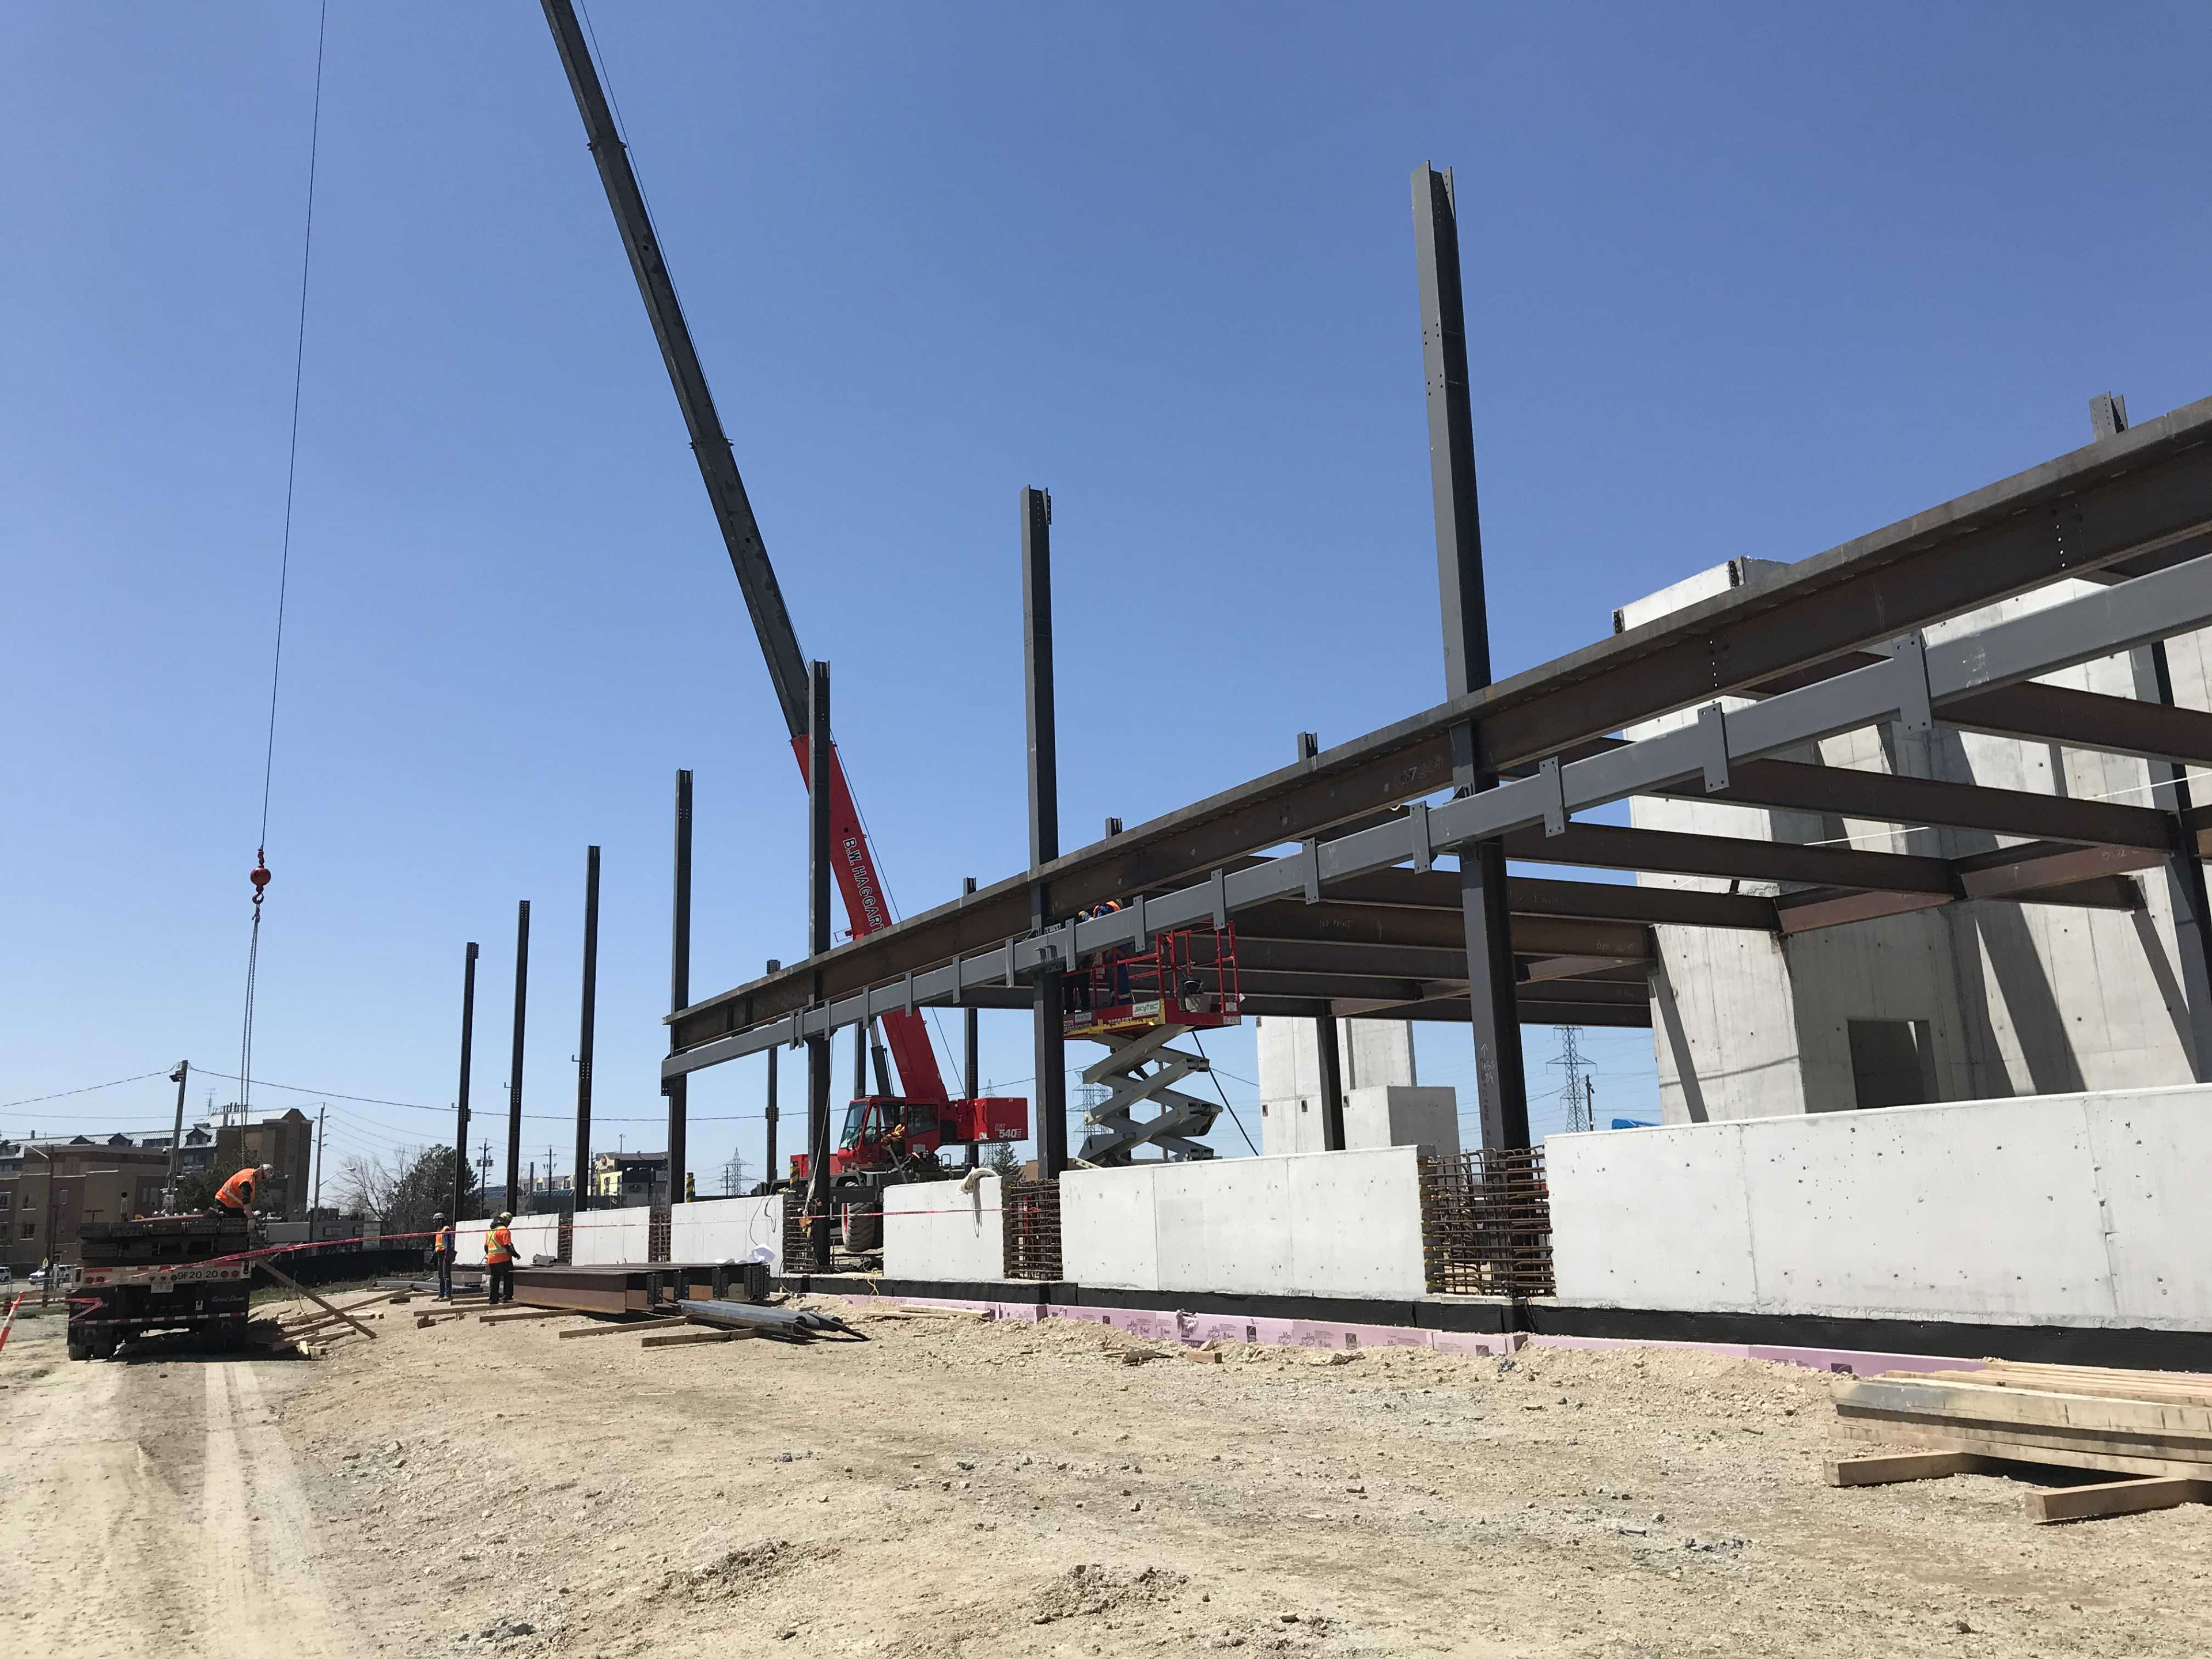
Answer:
[1414, 160, 1526, 1151]
[1022, 487, 1067, 1180]
[665, 546, 2212, 1077]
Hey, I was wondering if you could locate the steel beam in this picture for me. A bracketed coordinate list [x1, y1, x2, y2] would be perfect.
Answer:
[666, 774, 691, 1206]
[575, 845, 599, 1214]
[805, 664, 833, 1267]
[507, 900, 529, 1205]
[665, 544, 2212, 1078]
[452, 941, 478, 1221]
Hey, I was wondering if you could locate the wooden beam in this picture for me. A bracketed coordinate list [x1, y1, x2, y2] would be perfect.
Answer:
[1823, 1450, 1996, 1487]
[478, 1308, 569, 1324]
[2024, 1476, 2212, 1524]
[641, 1327, 753, 1350]
[557, 1315, 683, 1339]
[260, 1261, 377, 1342]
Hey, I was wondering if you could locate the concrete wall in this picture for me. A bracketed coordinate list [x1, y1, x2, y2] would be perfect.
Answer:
[509, 1214, 561, 1264]
[1257, 1018, 1418, 1155]
[1624, 563, 2209, 1124]
[671, 1195, 781, 1270]
[1549, 1084, 2212, 1329]
[1063, 1146, 1427, 1301]
[1342, 1086, 1460, 1156]
[455, 1219, 488, 1267]
[570, 1207, 650, 1266]
[884, 1175, 1005, 1281]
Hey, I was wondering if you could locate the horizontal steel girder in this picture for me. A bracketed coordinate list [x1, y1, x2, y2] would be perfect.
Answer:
[667, 543, 2212, 1078]
[666, 402, 2212, 1052]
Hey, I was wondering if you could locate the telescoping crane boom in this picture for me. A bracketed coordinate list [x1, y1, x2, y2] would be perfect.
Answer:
[537, 0, 945, 1104]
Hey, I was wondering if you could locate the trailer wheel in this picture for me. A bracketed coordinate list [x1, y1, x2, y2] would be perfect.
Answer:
[839, 1200, 883, 1253]
[66, 1332, 90, 1362]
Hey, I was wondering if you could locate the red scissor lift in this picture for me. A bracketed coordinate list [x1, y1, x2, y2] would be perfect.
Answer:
[1062, 924, 1241, 1164]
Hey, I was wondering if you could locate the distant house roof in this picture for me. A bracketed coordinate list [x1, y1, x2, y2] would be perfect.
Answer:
[69, 1135, 94, 1145]
[107, 1133, 133, 1147]
[185, 1127, 212, 1145]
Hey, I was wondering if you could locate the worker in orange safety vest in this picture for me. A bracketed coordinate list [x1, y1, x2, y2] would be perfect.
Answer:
[430, 1213, 456, 1301]
[483, 1211, 517, 1305]
[213, 1164, 275, 1216]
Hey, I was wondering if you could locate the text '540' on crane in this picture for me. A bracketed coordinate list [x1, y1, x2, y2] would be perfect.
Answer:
[538, 1, 1024, 1246]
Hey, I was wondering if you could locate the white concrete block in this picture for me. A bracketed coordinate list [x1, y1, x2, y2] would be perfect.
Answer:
[2085, 1090, 2212, 1324]
[570, 1207, 649, 1266]
[884, 1176, 1003, 1281]
[455, 1219, 488, 1267]
[509, 1215, 561, 1264]
[1061, 1165, 1161, 1291]
[1342, 1085, 1460, 1156]
[1548, 1123, 1757, 1309]
[671, 1195, 781, 1270]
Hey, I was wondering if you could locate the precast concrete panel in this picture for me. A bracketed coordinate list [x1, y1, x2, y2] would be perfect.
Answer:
[2085, 1088, 2212, 1324]
[670, 1194, 781, 1268]
[1060, 1165, 1163, 1290]
[1737, 1098, 2114, 1321]
[571, 1207, 649, 1266]
[1151, 1157, 1296, 1296]
[1283, 1146, 1427, 1298]
[456, 1219, 489, 1267]
[509, 1216, 560, 1263]
[1342, 1086, 1460, 1155]
[1548, 1124, 1756, 1309]
[884, 1177, 1002, 1281]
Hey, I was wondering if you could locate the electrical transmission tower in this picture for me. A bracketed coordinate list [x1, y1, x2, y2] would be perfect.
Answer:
[1548, 1026, 1596, 1132]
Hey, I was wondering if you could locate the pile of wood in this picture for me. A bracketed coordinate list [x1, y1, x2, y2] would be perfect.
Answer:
[1829, 1358, 2212, 1522]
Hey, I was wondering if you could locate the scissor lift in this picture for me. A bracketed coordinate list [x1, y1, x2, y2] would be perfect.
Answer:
[1063, 925, 1240, 1164]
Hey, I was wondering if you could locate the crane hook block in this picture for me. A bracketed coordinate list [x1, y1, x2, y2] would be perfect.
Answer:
[249, 859, 272, 906]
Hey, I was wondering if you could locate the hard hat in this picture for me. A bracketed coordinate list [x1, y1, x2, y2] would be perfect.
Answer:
[432, 1212, 446, 1222]
[497, 1211, 513, 1224]
[257, 1164, 276, 1179]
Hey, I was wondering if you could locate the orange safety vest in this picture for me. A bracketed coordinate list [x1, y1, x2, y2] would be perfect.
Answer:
[483, 1225, 515, 1266]
[214, 1168, 257, 1212]
[432, 1226, 454, 1256]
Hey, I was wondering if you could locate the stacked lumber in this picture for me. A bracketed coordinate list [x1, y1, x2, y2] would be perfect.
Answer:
[1830, 1359, 2212, 1522]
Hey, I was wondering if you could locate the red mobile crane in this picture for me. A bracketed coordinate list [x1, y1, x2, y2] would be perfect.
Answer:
[539, 2, 1023, 1237]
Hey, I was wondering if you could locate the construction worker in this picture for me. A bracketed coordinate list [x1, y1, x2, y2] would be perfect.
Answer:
[483, 1211, 517, 1306]
[430, 1213, 456, 1301]
[213, 1164, 275, 1217]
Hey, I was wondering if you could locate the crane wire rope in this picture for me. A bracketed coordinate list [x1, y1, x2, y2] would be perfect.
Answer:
[238, 1, 329, 1124]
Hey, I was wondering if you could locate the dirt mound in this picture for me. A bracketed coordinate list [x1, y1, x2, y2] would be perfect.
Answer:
[682, 1537, 824, 1598]
[1032, 1563, 1188, 1625]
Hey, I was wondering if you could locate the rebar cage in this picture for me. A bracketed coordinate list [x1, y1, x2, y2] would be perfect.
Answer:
[1418, 1147, 1554, 1298]
[1002, 1180, 1064, 1281]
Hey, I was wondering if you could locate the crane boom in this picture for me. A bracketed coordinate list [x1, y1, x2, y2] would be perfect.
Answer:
[540, 0, 948, 1101]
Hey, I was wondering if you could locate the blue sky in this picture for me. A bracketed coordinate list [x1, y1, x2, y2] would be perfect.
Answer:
[5, 4, 2209, 1192]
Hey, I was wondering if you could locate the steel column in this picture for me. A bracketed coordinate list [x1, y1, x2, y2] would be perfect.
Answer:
[763, 957, 781, 1189]
[1023, 488, 1068, 1179]
[668, 772, 692, 1204]
[963, 876, 981, 1169]
[575, 846, 600, 1213]
[453, 941, 477, 1218]
[1315, 1013, 1347, 1152]
[506, 906, 529, 1205]
[806, 663, 835, 1264]
[1414, 161, 1528, 1150]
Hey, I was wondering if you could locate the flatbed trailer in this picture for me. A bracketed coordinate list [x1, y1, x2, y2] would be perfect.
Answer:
[69, 1213, 255, 1359]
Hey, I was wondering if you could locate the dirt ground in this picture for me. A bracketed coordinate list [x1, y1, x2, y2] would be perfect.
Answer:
[6, 1292, 2211, 1658]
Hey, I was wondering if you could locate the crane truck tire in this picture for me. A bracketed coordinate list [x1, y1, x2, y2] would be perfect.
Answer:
[839, 1198, 882, 1254]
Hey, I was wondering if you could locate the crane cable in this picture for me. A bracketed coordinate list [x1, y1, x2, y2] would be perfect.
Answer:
[238, 2, 329, 1123]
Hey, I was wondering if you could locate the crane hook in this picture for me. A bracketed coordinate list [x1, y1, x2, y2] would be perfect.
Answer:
[249, 850, 272, 908]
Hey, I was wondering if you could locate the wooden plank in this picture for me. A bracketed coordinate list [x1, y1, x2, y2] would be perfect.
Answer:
[557, 1316, 682, 1340]
[1824, 1450, 1995, 1487]
[1833, 1415, 2212, 1479]
[2024, 1476, 2212, 1524]
[1835, 1375, 2212, 1440]
[641, 1328, 753, 1350]
[260, 1261, 377, 1342]
[1906, 1368, 2212, 1410]
[478, 1308, 569, 1324]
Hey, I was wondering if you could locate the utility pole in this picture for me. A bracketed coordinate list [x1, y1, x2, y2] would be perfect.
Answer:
[763, 959, 781, 1188]
[668, 775, 692, 1206]
[478, 1139, 493, 1210]
[313, 1105, 326, 1217]
[453, 941, 478, 1221]
[165, 1060, 190, 1211]
[507, 902, 530, 1204]
[806, 661, 835, 1267]
[576, 844, 600, 1213]
[1022, 487, 1067, 1180]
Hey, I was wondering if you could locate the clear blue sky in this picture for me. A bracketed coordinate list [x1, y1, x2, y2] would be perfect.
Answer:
[5, 4, 2209, 1192]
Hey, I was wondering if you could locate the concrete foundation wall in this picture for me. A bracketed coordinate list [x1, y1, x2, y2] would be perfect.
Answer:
[1549, 1084, 2212, 1329]
[455, 1219, 488, 1267]
[509, 1215, 560, 1264]
[1343, 1085, 1460, 1155]
[884, 1175, 1004, 1281]
[1062, 1147, 1427, 1301]
[671, 1195, 781, 1269]
[570, 1207, 650, 1266]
